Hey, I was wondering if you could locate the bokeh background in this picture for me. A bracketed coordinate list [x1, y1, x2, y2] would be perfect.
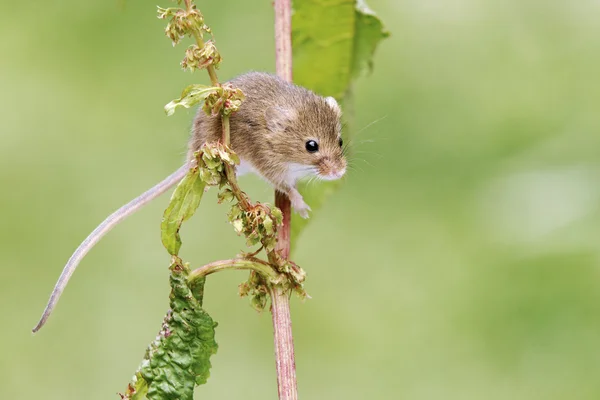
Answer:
[2, 0, 600, 399]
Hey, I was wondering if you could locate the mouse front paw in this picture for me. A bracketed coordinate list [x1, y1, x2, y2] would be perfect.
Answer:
[289, 190, 311, 219]
[294, 202, 311, 219]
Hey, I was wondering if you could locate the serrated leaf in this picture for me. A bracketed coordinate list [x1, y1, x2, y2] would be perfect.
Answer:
[165, 84, 218, 116]
[124, 261, 218, 400]
[291, 0, 388, 245]
[161, 168, 206, 255]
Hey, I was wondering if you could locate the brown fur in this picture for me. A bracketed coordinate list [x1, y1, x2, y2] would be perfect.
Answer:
[188, 72, 346, 217]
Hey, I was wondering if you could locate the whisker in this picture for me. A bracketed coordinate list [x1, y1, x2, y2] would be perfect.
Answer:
[355, 115, 388, 136]
[348, 156, 374, 169]
[356, 158, 375, 168]
[353, 139, 376, 144]
[352, 150, 383, 158]
[346, 165, 364, 174]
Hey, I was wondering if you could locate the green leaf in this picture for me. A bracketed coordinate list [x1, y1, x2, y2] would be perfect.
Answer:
[165, 84, 218, 116]
[291, 0, 388, 245]
[217, 188, 234, 203]
[161, 168, 206, 255]
[352, 0, 390, 79]
[292, 0, 355, 99]
[123, 260, 218, 400]
[262, 215, 274, 235]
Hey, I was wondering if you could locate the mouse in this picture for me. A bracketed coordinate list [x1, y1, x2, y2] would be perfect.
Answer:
[189, 72, 347, 218]
[32, 72, 347, 332]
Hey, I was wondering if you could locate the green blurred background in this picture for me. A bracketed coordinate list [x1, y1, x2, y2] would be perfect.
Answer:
[2, 0, 600, 398]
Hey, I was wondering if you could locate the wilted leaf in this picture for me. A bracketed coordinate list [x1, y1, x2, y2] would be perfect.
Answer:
[232, 219, 244, 234]
[122, 260, 218, 400]
[165, 84, 218, 116]
[161, 168, 206, 255]
[217, 188, 234, 203]
[217, 146, 240, 166]
[291, 0, 388, 245]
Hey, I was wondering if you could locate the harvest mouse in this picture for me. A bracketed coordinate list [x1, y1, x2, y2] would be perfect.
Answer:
[32, 72, 346, 332]
[189, 72, 347, 217]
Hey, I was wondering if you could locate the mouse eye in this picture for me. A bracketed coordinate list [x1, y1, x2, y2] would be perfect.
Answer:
[305, 140, 319, 153]
[338, 137, 343, 147]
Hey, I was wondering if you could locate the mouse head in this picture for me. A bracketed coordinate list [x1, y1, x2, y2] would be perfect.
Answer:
[265, 96, 347, 182]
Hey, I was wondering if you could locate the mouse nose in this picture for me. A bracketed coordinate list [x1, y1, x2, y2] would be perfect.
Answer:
[333, 166, 346, 179]
[318, 159, 346, 181]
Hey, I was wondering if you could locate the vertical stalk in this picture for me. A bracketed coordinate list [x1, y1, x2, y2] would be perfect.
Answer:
[274, 0, 293, 83]
[269, 283, 297, 400]
[272, 1, 297, 399]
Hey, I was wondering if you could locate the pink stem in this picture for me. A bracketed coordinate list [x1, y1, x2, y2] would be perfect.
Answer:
[272, 0, 297, 399]
[275, 0, 293, 83]
[269, 284, 298, 400]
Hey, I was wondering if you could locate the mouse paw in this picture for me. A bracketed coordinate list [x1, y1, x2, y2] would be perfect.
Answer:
[289, 190, 311, 219]
[294, 203, 311, 219]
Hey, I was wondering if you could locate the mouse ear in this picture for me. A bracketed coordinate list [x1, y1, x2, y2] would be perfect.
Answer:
[325, 96, 342, 116]
[265, 106, 296, 133]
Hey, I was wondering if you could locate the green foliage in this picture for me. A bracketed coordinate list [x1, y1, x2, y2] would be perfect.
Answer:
[226, 201, 281, 251]
[164, 84, 245, 117]
[164, 84, 218, 116]
[122, 259, 218, 400]
[182, 41, 222, 72]
[292, 0, 355, 99]
[134, 1, 385, 398]
[157, 5, 206, 46]
[201, 84, 245, 117]
[292, 0, 388, 98]
[291, 0, 388, 244]
[199, 143, 239, 185]
[238, 271, 269, 311]
[160, 167, 206, 256]
[9, 1, 600, 399]
[352, 0, 390, 79]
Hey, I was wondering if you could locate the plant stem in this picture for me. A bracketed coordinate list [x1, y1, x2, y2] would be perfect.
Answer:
[269, 284, 297, 400]
[274, 193, 292, 259]
[222, 115, 231, 147]
[188, 257, 280, 283]
[192, 31, 219, 86]
[185, 0, 219, 86]
[224, 163, 251, 210]
[272, 0, 298, 399]
[275, 0, 293, 83]
[206, 64, 219, 87]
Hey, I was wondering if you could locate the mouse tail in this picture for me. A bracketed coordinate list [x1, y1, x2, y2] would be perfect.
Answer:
[32, 163, 191, 333]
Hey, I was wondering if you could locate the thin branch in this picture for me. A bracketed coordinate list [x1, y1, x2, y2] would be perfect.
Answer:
[221, 114, 231, 146]
[188, 257, 280, 283]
